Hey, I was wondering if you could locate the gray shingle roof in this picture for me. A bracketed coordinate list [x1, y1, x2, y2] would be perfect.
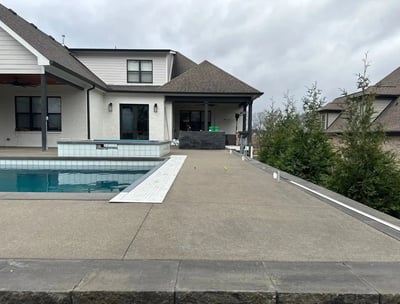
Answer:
[0, 4, 262, 98]
[373, 98, 400, 133]
[320, 96, 346, 111]
[325, 114, 346, 133]
[0, 4, 107, 88]
[322, 65, 400, 133]
[171, 52, 197, 79]
[322, 65, 400, 112]
[160, 60, 263, 98]
[107, 85, 161, 93]
[325, 96, 399, 133]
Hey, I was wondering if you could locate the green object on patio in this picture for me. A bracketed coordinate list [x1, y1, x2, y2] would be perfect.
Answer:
[208, 126, 220, 132]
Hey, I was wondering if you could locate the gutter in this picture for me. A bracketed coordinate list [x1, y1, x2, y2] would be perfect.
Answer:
[50, 60, 108, 91]
[86, 85, 95, 139]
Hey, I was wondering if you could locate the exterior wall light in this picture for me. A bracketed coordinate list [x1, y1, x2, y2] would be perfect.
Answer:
[108, 102, 113, 112]
[154, 103, 158, 113]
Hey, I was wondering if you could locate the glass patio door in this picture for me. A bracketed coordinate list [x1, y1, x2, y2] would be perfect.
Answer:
[120, 104, 149, 139]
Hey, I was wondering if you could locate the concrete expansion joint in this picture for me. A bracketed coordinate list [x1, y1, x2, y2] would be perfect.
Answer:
[243, 153, 400, 242]
[121, 204, 154, 260]
[0, 259, 398, 304]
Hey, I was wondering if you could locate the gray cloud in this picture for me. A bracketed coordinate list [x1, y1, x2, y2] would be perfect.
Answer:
[3, 0, 400, 112]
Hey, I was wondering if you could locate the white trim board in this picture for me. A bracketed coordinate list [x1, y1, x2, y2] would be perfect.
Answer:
[110, 155, 186, 203]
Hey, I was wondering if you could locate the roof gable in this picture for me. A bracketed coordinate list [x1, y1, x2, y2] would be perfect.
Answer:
[326, 97, 395, 133]
[171, 52, 197, 78]
[0, 4, 106, 88]
[160, 60, 262, 98]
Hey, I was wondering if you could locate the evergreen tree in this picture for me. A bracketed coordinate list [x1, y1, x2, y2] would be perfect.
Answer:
[258, 85, 334, 185]
[258, 95, 301, 173]
[292, 83, 335, 184]
[328, 57, 400, 218]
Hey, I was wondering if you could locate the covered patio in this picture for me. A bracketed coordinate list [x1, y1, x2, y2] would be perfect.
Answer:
[0, 73, 87, 151]
[169, 96, 253, 149]
[159, 60, 262, 150]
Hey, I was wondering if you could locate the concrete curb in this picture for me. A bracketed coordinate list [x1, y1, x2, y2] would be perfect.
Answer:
[0, 259, 398, 303]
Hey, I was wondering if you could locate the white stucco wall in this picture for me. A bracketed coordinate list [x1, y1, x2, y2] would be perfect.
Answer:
[212, 104, 244, 134]
[88, 88, 106, 139]
[165, 101, 173, 141]
[102, 93, 166, 140]
[0, 85, 87, 147]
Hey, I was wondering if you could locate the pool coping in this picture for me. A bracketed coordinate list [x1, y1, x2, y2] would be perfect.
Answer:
[0, 156, 165, 161]
[110, 155, 187, 203]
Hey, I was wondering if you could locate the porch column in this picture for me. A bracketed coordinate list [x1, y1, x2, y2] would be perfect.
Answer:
[204, 101, 208, 131]
[242, 104, 247, 132]
[247, 101, 253, 146]
[40, 74, 47, 151]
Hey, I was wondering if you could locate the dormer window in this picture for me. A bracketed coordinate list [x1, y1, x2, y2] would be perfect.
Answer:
[127, 60, 153, 83]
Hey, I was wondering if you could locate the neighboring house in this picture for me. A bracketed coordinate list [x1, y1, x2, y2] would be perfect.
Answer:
[0, 4, 262, 150]
[319, 65, 400, 154]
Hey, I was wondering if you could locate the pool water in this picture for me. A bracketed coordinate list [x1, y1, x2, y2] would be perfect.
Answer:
[0, 169, 150, 193]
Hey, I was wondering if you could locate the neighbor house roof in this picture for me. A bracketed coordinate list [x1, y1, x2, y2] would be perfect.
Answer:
[321, 64, 400, 134]
[320, 96, 346, 111]
[160, 60, 263, 99]
[0, 4, 107, 89]
[326, 97, 399, 134]
[372, 99, 400, 133]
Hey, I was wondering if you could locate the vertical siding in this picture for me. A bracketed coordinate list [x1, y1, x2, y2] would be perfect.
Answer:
[75, 53, 168, 85]
[0, 27, 42, 74]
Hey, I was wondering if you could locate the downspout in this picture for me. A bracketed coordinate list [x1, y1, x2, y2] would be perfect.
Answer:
[86, 85, 95, 139]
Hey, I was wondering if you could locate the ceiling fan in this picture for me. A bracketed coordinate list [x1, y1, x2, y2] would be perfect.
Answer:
[11, 77, 37, 87]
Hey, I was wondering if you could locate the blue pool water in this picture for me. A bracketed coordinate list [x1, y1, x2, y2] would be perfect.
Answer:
[0, 169, 150, 193]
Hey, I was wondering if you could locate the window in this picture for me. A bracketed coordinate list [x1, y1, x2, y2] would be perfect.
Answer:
[127, 60, 153, 83]
[180, 110, 211, 131]
[15, 96, 61, 131]
[120, 104, 149, 140]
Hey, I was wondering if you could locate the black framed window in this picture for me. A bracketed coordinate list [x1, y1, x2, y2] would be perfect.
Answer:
[127, 60, 153, 83]
[120, 104, 149, 140]
[15, 96, 61, 131]
[180, 110, 211, 131]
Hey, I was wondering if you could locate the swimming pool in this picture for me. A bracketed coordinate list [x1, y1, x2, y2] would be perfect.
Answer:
[0, 158, 163, 193]
[0, 168, 149, 193]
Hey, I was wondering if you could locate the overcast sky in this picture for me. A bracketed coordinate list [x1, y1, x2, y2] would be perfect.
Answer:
[2, 0, 400, 112]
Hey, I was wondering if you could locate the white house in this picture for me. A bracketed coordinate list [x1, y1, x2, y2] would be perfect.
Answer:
[0, 4, 262, 150]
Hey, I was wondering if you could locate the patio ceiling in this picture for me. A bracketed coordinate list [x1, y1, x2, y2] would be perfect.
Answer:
[0, 74, 65, 87]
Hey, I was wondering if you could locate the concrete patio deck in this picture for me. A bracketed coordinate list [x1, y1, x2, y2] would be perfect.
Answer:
[0, 148, 399, 303]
